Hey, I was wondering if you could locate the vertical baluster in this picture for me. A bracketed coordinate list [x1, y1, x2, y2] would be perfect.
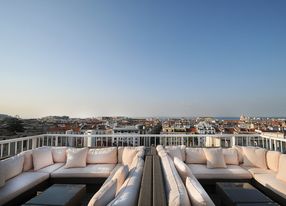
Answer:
[0, 144, 3, 158]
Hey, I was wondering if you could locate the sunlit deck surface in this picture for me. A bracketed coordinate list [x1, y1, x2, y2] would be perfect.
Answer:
[0, 134, 286, 206]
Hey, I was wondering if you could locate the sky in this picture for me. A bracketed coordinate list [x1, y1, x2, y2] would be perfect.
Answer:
[0, 0, 286, 118]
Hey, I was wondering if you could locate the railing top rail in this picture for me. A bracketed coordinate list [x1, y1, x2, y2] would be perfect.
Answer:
[260, 134, 286, 142]
[0, 134, 44, 144]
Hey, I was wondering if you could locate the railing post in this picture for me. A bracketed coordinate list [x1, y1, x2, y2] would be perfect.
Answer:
[32, 137, 37, 149]
[231, 136, 236, 147]
[269, 139, 272, 151]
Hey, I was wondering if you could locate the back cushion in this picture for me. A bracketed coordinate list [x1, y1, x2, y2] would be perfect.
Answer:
[203, 148, 227, 169]
[276, 154, 286, 182]
[266, 151, 281, 172]
[117, 146, 145, 163]
[160, 155, 190, 206]
[52, 147, 67, 163]
[232, 145, 244, 163]
[65, 147, 88, 168]
[87, 147, 117, 164]
[174, 157, 193, 182]
[0, 165, 5, 187]
[32, 147, 54, 171]
[186, 148, 206, 164]
[20, 150, 33, 171]
[165, 145, 186, 162]
[223, 148, 239, 165]
[88, 179, 117, 206]
[2, 155, 24, 181]
[242, 147, 267, 169]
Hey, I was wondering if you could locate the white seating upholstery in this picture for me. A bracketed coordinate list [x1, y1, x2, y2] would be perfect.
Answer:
[254, 173, 286, 199]
[188, 164, 252, 179]
[51, 164, 116, 178]
[0, 172, 49, 205]
[241, 166, 276, 176]
[37, 163, 65, 174]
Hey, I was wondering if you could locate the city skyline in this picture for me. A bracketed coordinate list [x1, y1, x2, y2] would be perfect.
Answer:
[1, 1, 286, 118]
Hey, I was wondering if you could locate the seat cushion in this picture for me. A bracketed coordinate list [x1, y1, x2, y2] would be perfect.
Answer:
[188, 164, 252, 179]
[0, 172, 49, 205]
[242, 166, 275, 176]
[52, 147, 67, 163]
[88, 179, 117, 206]
[266, 151, 280, 172]
[51, 164, 116, 178]
[186, 148, 206, 164]
[107, 158, 144, 206]
[254, 173, 286, 199]
[242, 147, 267, 169]
[160, 154, 190, 206]
[87, 147, 117, 164]
[32, 147, 54, 171]
[37, 163, 64, 174]
[204, 148, 227, 169]
[65, 147, 88, 168]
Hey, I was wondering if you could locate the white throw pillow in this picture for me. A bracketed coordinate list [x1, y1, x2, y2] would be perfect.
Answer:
[276, 154, 286, 182]
[111, 165, 129, 193]
[20, 150, 33, 171]
[174, 157, 193, 182]
[32, 147, 54, 171]
[203, 148, 227, 169]
[87, 147, 117, 164]
[52, 147, 67, 163]
[1, 155, 24, 181]
[186, 177, 207, 206]
[186, 148, 207, 164]
[121, 148, 138, 168]
[65, 147, 88, 168]
[222, 148, 239, 165]
[266, 151, 281, 172]
[88, 179, 117, 206]
[242, 147, 267, 169]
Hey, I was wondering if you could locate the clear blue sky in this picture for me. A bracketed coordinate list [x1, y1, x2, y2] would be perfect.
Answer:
[0, 0, 286, 118]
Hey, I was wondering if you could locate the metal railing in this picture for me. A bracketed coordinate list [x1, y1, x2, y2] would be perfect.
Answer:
[0, 133, 285, 159]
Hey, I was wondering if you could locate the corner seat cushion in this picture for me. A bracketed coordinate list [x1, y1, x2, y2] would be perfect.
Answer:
[254, 173, 286, 199]
[51, 164, 116, 178]
[107, 158, 144, 206]
[0, 172, 49, 205]
[188, 164, 252, 179]
[241, 166, 276, 176]
[37, 163, 65, 174]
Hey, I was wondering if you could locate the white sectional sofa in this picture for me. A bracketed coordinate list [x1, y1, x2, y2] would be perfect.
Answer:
[0, 146, 145, 206]
[157, 145, 286, 206]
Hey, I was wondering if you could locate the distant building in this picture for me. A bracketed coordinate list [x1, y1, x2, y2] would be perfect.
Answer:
[195, 121, 215, 134]
[112, 125, 146, 146]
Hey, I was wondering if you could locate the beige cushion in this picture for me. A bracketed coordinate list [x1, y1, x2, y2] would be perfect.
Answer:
[37, 163, 64, 174]
[51, 164, 116, 178]
[165, 145, 186, 162]
[276, 154, 286, 182]
[20, 150, 33, 171]
[121, 148, 138, 169]
[186, 176, 215, 206]
[222, 148, 239, 165]
[160, 155, 190, 206]
[232, 145, 243, 163]
[254, 173, 286, 199]
[156, 145, 164, 152]
[32, 147, 54, 171]
[266, 151, 281, 172]
[186, 148, 206, 164]
[242, 147, 267, 169]
[2, 155, 24, 181]
[88, 179, 117, 206]
[65, 147, 88, 168]
[117, 146, 145, 163]
[188, 164, 252, 179]
[174, 157, 193, 182]
[107, 158, 144, 206]
[111, 165, 129, 193]
[0, 172, 49, 205]
[203, 148, 226, 169]
[87, 147, 117, 164]
[51, 147, 67, 163]
[241, 166, 275, 176]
